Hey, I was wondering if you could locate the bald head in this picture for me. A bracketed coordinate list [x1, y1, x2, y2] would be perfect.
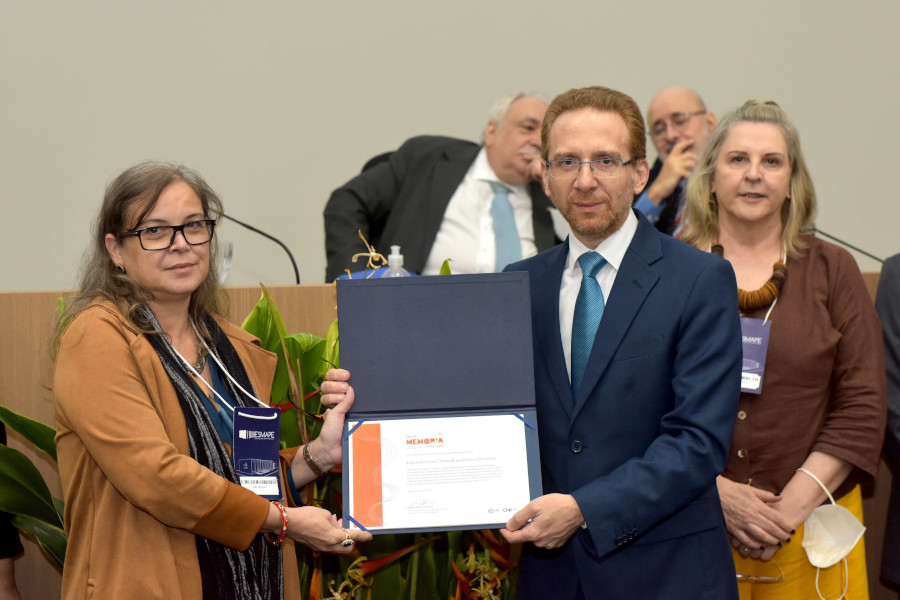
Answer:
[647, 86, 717, 161]
[649, 86, 706, 115]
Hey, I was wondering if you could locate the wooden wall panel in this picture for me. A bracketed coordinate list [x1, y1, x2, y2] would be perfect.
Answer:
[0, 291, 65, 598]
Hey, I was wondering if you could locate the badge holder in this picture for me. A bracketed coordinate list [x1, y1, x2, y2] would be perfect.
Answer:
[740, 317, 771, 394]
[175, 329, 284, 500]
[233, 407, 283, 499]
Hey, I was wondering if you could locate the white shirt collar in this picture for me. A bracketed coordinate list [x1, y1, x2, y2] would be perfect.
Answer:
[565, 209, 639, 273]
[471, 148, 528, 194]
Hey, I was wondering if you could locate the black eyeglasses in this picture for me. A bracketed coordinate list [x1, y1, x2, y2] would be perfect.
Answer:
[121, 219, 216, 251]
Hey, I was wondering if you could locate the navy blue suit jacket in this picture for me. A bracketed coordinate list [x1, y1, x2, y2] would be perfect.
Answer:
[506, 214, 742, 599]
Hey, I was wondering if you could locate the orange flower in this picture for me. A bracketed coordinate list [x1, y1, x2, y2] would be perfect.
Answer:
[357, 535, 437, 577]
[309, 565, 322, 600]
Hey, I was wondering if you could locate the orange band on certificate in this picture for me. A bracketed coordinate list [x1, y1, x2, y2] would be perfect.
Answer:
[351, 423, 383, 528]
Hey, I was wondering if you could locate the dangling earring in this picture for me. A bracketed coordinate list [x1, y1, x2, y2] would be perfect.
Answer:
[115, 264, 126, 274]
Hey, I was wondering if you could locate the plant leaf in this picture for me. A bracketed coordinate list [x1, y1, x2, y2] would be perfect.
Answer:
[52, 496, 65, 522]
[241, 284, 288, 340]
[323, 319, 340, 369]
[285, 333, 327, 398]
[439, 258, 453, 276]
[0, 445, 62, 527]
[0, 405, 57, 463]
[278, 407, 303, 450]
[358, 535, 438, 577]
[12, 513, 66, 567]
[242, 284, 293, 406]
[284, 333, 327, 442]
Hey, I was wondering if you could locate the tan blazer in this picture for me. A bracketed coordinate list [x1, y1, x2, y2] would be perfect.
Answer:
[54, 300, 301, 599]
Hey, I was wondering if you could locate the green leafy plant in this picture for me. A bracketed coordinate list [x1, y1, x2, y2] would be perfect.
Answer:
[243, 282, 518, 600]
[0, 405, 66, 567]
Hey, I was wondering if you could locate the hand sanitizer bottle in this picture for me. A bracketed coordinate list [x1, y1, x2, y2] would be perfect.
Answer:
[386, 245, 411, 277]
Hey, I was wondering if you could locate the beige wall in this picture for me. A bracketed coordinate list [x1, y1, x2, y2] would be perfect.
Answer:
[1, 2, 897, 291]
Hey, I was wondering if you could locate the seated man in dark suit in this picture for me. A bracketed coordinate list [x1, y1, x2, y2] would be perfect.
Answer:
[500, 85, 741, 599]
[323, 94, 561, 281]
[633, 86, 717, 237]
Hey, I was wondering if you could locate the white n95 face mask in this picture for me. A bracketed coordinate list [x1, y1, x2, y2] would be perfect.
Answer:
[796, 468, 865, 600]
[802, 503, 866, 568]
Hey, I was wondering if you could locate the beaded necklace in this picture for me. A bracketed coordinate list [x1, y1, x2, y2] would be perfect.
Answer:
[711, 243, 787, 312]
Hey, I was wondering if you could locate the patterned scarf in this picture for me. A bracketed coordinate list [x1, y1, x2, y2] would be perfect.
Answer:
[138, 305, 283, 600]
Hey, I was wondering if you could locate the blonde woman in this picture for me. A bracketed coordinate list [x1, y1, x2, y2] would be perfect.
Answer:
[683, 100, 885, 599]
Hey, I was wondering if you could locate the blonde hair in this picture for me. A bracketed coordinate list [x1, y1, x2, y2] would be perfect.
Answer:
[682, 99, 816, 256]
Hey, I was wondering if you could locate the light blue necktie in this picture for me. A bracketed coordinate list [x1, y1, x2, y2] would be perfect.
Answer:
[571, 251, 607, 397]
[490, 181, 521, 270]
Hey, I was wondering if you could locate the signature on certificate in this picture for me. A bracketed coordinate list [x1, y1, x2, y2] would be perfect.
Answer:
[406, 498, 439, 514]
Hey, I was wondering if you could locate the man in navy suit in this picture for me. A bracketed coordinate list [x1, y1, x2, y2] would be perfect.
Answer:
[323, 94, 561, 281]
[501, 86, 742, 599]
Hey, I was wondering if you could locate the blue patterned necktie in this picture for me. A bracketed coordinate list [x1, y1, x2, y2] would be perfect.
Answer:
[490, 181, 521, 270]
[571, 251, 607, 397]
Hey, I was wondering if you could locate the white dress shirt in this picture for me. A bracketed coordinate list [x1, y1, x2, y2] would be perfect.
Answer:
[559, 210, 639, 381]
[422, 149, 538, 275]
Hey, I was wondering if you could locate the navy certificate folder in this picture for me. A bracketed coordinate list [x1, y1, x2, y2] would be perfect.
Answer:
[336, 272, 542, 534]
[337, 272, 535, 415]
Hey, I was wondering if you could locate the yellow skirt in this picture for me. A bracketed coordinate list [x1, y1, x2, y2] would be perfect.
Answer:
[733, 485, 868, 600]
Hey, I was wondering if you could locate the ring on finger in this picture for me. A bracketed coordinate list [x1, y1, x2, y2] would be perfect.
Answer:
[341, 529, 354, 547]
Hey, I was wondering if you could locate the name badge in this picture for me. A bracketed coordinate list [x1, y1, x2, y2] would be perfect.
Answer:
[233, 407, 283, 499]
[740, 317, 771, 395]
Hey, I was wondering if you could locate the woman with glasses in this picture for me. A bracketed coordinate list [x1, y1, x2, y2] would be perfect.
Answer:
[682, 101, 885, 599]
[52, 161, 370, 600]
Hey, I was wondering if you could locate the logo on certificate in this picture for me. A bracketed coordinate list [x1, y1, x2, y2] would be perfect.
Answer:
[406, 435, 445, 447]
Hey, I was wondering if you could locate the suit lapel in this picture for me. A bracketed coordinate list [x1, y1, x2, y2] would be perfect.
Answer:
[530, 243, 575, 418]
[420, 145, 481, 246]
[572, 216, 663, 415]
[529, 183, 558, 251]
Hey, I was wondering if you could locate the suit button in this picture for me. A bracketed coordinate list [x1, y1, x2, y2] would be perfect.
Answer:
[737, 448, 747, 459]
[737, 410, 747, 420]
[571, 440, 583, 453]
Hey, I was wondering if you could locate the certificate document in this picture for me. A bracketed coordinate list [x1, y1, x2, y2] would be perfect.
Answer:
[337, 273, 542, 533]
[345, 413, 533, 533]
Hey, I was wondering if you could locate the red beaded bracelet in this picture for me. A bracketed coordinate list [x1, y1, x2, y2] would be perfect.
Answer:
[265, 501, 288, 546]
